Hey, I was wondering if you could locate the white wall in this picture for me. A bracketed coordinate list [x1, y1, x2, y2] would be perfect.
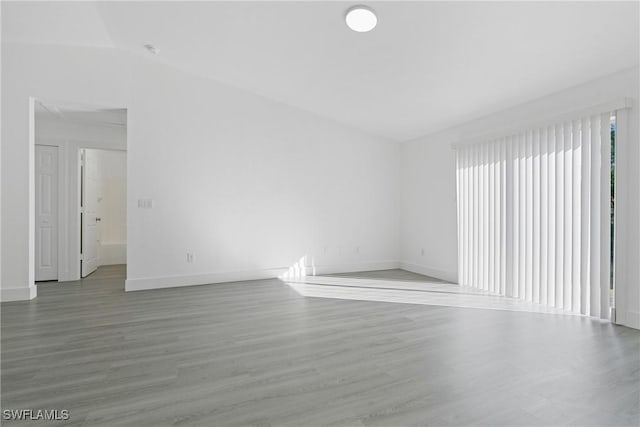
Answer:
[125, 56, 399, 290]
[400, 66, 640, 329]
[1, 44, 131, 300]
[400, 141, 458, 282]
[94, 149, 126, 265]
[1, 42, 400, 299]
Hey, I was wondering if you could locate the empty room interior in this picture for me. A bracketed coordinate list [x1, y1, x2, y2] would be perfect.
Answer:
[1, 1, 639, 426]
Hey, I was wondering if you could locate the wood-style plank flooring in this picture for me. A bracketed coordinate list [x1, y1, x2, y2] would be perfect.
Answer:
[2, 266, 639, 426]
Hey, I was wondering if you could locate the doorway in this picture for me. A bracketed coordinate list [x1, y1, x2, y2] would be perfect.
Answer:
[80, 149, 127, 278]
[33, 99, 127, 284]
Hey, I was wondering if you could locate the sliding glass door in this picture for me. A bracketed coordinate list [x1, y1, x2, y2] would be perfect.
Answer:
[455, 111, 617, 318]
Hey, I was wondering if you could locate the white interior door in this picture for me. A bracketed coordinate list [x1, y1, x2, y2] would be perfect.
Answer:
[81, 149, 100, 277]
[35, 145, 59, 281]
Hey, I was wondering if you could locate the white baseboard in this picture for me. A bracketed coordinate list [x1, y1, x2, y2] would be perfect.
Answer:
[400, 262, 458, 283]
[125, 267, 287, 291]
[1, 285, 37, 302]
[100, 242, 126, 266]
[309, 260, 400, 276]
[125, 260, 401, 292]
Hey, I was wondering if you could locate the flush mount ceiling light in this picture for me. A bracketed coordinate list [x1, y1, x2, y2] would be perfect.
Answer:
[345, 5, 377, 33]
[143, 44, 160, 55]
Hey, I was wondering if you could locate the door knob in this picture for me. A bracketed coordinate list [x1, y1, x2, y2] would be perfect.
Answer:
[96, 217, 102, 222]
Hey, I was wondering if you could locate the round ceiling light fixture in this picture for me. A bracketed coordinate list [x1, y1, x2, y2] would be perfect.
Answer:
[345, 5, 377, 33]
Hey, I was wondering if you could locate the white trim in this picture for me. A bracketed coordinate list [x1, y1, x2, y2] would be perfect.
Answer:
[125, 261, 401, 292]
[125, 268, 286, 291]
[452, 97, 633, 149]
[28, 97, 36, 292]
[614, 108, 631, 328]
[310, 260, 400, 276]
[1, 285, 37, 302]
[400, 262, 458, 283]
[31, 99, 128, 287]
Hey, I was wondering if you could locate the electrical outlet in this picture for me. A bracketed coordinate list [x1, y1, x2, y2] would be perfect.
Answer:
[186, 252, 195, 264]
[356, 246, 360, 254]
[421, 248, 425, 256]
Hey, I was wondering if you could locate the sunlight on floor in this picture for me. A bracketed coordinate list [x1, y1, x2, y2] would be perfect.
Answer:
[282, 270, 570, 315]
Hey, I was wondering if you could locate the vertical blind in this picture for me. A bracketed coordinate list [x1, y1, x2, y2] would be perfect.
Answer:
[455, 113, 612, 318]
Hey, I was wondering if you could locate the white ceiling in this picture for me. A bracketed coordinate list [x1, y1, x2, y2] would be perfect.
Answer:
[2, 1, 114, 48]
[4, 1, 639, 141]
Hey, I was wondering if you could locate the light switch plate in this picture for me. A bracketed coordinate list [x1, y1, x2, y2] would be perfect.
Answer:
[138, 198, 153, 209]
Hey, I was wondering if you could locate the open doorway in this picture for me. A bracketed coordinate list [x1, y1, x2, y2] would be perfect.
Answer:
[33, 99, 127, 284]
[80, 149, 127, 277]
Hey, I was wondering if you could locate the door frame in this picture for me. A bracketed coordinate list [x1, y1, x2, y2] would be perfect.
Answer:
[29, 98, 128, 285]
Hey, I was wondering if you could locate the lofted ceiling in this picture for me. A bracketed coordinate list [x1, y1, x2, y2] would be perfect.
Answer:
[3, 1, 639, 141]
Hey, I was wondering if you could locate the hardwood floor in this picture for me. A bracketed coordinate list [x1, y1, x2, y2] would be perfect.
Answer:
[2, 266, 639, 426]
